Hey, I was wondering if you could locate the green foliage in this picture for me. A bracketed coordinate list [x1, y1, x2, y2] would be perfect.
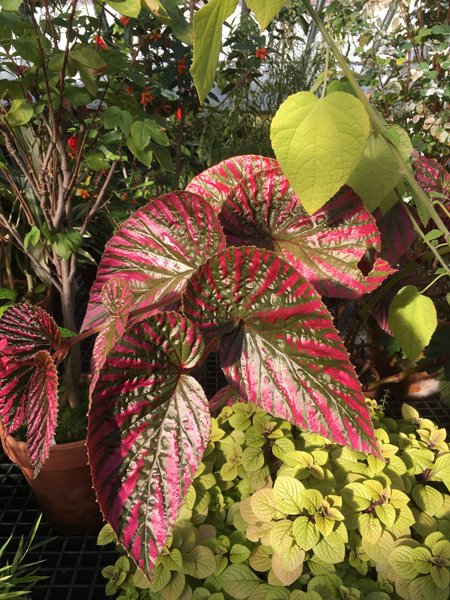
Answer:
[191, 0, 238, 103]
[327, 1, 449, 161]
[388, 286, 438, 363]
[270, 91, 370, 214]
[244, 0, 287, 30]
[98, 400, 450, 600]
[0, 515, 49, 598]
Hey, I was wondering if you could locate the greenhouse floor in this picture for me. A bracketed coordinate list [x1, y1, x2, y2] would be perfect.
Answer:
[1, 394, 449, 599]
[0, 455, 118, 600]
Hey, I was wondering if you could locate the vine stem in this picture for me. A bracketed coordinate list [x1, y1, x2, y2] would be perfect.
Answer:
[300, 0, 450, 247]
[403, 204, 450, 277]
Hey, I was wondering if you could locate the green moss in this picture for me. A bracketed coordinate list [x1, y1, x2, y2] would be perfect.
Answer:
[13, 382, 88, 444]
[54, 391, 88, 444]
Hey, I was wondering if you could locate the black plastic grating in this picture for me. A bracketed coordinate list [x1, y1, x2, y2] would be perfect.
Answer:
[0, 456, 118, 600]
[384, 394, 450, 431]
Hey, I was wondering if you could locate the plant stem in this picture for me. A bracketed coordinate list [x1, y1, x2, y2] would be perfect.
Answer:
[301, 0, 450, 247]
[404, 205, 450, 276]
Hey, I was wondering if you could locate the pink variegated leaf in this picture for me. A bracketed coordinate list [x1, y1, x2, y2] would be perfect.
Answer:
[413, 153, 450, 200]
[82, 192, 226, 332]
[88, 312, 210, 576]
[186, 155, 278, 212]
[375, 203, 417, 265]
[0, 304, 61, 435]
[216, 159, 392, 298]
[0, 304, 61, 359]
[183, 246, 379, 456]
[25, 350, 59, 477]
[89, 278, 133, 400]
[362, 257, 396, 295]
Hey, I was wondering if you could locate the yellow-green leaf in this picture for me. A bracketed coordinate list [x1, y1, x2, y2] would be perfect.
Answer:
[5, 99, 33, 127]
[292, 516, 320, 551]
[105, 0, 141, 17]
[347, 132, 401, 212]
[244, 0, 287, 29]
[273, 476, 304, 514]
[191, 0, 238, 103]
[271, 91, 370, 214]
[269, 520, 293, 551]
[388, 286, 437, 362]
[412, 485, 444, 516]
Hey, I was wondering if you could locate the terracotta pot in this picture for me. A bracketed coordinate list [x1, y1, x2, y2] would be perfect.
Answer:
[0, 423, 103, 534]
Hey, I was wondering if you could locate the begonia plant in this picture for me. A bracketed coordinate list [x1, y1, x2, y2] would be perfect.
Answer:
[0, 153, 396, 577]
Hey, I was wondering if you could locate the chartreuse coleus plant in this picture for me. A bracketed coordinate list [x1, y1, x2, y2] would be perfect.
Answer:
[1, 154, 396, 576]
[97, 399, 450, 600]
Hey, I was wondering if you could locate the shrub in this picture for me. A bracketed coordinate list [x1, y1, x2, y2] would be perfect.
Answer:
[98, 399, 450, 600]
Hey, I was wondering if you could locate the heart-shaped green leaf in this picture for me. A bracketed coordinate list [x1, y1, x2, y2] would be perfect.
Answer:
[388, 286, 438, 362]
[271, 91, 370, 214]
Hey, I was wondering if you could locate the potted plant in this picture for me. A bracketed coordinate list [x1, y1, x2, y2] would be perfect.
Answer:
[1, 150, 397, 566]
[0, 0, 181, 532]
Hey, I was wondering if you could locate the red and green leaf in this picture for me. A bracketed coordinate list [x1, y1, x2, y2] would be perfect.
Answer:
[209, 385, 243, 416]
[186, 155, 278, 212]
[0, 304, 61, 435]
[90, 278, 133, 400]
[25, 350, 59, 477]
[0, 304, 61, 359]
[82, 192, 226, 332]
[88, 312, 210, 576]
[216, 159, 393, 298]
[375, 203, 416, 265]
[183, 246, 378, 455]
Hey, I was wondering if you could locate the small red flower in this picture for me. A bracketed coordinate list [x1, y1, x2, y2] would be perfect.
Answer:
[119, 15, 130, 27]
[149, 29, 161, 42]
[93, 35, 108, 51]
[255, 47, 268, 61]
[176, 57, 188, 75]
[175, 107, 183, 121]
[67, 135, 79, 159]
[139, 89, 153, 108]
[124, 84, 134, 96]
[76, 188, 90, 199]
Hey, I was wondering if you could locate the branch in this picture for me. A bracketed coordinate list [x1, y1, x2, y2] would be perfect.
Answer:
[58, 0, 78, 122]
[80, 160, 118, 235]
[0, 167, 36, 226]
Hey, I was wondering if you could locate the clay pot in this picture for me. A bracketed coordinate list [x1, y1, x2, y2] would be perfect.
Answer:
[0, 423, 103, 534]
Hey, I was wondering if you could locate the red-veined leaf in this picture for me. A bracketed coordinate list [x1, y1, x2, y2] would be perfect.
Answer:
[186, 155, 277, 212]
[414, 153, 450, 200]
[183, 246, 379, 455]
[0, 304, 61, 358]
[25, 350, 59, 477]
[89, 278, 133, 401]
[88, 312, 210, 576]
[209, 385, 243, 416]
[216, 159, 393, 298]
[82, 192, 226, 331]
[375, 203, 416, 265]
[0, 304, 61, 435]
